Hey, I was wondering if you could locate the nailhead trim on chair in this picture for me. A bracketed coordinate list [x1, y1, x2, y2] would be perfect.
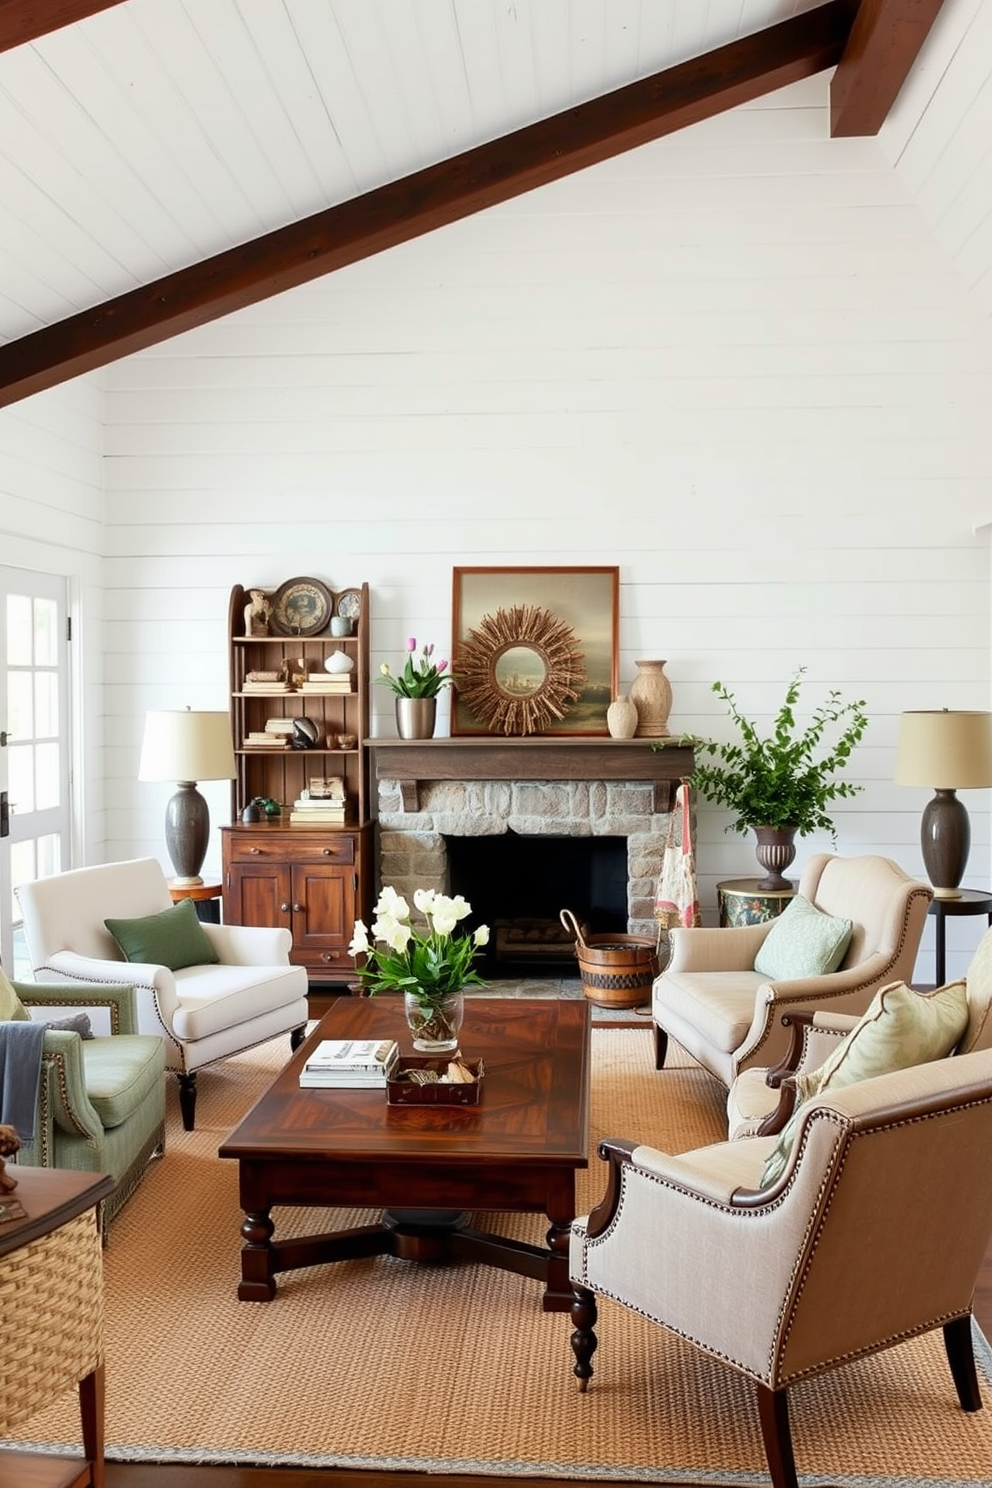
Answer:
[576, 1085, 992, 1390]
[772, 1091, 992, 1386]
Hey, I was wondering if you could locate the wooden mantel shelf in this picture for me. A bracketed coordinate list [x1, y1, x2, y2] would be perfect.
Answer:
[368, 735, 695, 813]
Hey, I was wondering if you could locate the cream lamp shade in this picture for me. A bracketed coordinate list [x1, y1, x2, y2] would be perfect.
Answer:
[138, 709, 236, 886]
[894, 709, 992, 900]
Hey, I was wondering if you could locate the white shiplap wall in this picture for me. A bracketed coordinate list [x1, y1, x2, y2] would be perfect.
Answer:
[880, 0, 992, 320]
[94, 75, 992, 980]
[0, 376, 107, 864]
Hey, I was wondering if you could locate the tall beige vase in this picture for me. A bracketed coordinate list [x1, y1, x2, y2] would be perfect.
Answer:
[630, 660, 673, 738]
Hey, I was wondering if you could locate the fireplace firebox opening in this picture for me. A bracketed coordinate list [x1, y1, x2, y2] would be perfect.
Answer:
[446, 831, 627, 977]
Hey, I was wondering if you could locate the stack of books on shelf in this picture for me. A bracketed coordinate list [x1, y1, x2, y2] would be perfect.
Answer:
[289, 776, 346, 823]
[243, 676, 292, 693]
[244, 730, 290, 749]
[298, 675, 354, 693]
[264, 717, 295, 738]
[299, 1038, 399, 1088]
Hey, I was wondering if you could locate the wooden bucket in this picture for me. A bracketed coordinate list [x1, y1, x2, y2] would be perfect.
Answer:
[559, 909, 659, 1010]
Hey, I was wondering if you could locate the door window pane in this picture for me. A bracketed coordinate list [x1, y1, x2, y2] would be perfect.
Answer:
[33, 597, 58, 667]
[7, 672, 32, 737]
[34, 672, 58, 737]
[6, 595, 31, 666]
[35, 742, 60, 810]
[35, 834, 61, 878]
[8, 744, 34, 814]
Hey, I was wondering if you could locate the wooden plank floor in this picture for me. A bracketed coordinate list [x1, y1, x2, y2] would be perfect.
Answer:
[94, 1242, 992, 1488]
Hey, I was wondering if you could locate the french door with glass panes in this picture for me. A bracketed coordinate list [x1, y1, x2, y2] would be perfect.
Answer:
[0, 568, 71, 977]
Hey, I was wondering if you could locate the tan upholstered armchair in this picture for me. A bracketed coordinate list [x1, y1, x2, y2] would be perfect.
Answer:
[17, 858, 309, 1130]
[727, 920, 992, 1140]
[569, 1046, 992, 1488]
[652, 853, 932, 1086]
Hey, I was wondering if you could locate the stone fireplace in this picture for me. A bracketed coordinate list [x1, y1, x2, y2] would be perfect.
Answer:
[370, 737, 695, 958]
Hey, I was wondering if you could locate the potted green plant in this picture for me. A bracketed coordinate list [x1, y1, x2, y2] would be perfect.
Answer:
[690, 667, 869, 889]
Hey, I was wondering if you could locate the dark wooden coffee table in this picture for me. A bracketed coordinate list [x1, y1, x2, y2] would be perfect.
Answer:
[219, 995, 590, 1310]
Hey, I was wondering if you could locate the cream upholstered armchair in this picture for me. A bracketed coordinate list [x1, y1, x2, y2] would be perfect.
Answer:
[652, 853, 932, 1087]
[569, 1046, 992, 1488]
[16, 858, 309, 1130]
[727, 921, 992, 1140]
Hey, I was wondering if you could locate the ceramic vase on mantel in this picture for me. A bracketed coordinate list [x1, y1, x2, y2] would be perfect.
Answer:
[606, 694, 639, 740]
[630, 660, 673, 738]
[753, 825, 798, 891]
[403, 990, 464, 1053]
[395, 696, 437, 740]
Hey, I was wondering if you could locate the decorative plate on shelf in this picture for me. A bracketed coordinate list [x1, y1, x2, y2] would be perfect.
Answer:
[335, 588, 362, 622]
[270, 578, 333, 636]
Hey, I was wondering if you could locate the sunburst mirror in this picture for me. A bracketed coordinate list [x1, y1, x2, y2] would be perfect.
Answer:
[455, 605, 586, 736]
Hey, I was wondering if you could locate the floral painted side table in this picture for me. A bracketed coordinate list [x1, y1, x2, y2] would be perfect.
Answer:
[717, 877, 797, 928]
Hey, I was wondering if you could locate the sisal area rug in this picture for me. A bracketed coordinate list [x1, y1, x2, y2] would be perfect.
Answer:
[12, 1027, 992, 1485]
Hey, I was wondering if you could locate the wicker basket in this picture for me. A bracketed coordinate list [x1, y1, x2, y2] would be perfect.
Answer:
[559, 908, 659, 1010]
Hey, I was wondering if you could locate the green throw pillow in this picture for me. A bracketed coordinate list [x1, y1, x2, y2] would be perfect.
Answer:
[0, 965, 29, 1021]
[754, 895, 853, 981]
[105, 898, 219, 972]
[759, 978, 970, 1189]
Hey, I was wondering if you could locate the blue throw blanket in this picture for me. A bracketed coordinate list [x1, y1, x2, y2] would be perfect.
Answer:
[0, 1020, 47, 1141]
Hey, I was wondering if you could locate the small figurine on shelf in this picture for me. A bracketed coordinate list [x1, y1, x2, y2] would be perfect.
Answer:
[245, 589, 272, 636]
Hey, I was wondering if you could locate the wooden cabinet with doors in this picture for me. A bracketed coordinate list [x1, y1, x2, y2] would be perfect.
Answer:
[221, 580, 373, 986]
[223, 820, 374, 984]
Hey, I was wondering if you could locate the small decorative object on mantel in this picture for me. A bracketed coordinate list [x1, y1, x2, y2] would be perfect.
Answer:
[607, 694, 638, 739]
[376, 637, 454, 740]
[348, 886, 489, 1053]
[630, 659, 673, 738]
[690, 668, 869, 890]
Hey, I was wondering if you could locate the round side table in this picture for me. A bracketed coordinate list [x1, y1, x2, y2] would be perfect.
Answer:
[717, 878, 797, 928]
[927, 889, 992, 985]
[168, 880, 223, 924]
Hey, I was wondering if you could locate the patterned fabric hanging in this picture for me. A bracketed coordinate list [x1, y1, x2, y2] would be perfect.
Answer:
[654, 780, 701, 930]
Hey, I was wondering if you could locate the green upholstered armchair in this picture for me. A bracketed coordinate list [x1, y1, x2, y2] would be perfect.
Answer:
[6, 979, 166, 1234]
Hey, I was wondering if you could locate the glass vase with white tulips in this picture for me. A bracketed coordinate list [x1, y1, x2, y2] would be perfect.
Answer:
[348, 887, 490, 1052]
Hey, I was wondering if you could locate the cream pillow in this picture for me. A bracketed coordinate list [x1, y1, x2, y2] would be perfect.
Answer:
[753, 895, 853, 981]
[759, 978, 969, 1189]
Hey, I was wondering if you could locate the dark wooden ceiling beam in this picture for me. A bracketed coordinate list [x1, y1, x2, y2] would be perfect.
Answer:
[0, 0, 855, 408]
[0, 0, 127, 53]
[830, 0, 948, 136]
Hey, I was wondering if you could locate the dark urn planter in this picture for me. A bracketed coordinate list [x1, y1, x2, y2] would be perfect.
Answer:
[752, 826, 798, 891]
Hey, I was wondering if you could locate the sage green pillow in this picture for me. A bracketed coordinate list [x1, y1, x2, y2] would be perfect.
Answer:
[105, 898, 219, 972]
[754, 895, 853, 981]
[0, 965, 29, 1021]
[759, 978, 970, 1188]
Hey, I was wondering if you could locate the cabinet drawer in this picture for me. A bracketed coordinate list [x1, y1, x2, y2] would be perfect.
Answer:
[227, 833, 355, 865]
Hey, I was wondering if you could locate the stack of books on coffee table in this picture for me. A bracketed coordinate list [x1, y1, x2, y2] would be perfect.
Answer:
[299, 1039, 400, 1088]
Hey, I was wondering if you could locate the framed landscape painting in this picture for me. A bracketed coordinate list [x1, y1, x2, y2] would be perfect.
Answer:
[451, 566, 619, 736]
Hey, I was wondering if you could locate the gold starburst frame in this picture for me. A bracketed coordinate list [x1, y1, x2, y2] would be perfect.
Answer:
[456, 604, 586, 736]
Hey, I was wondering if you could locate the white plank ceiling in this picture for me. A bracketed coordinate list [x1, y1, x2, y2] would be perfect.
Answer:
[0, 0, 837, 347]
